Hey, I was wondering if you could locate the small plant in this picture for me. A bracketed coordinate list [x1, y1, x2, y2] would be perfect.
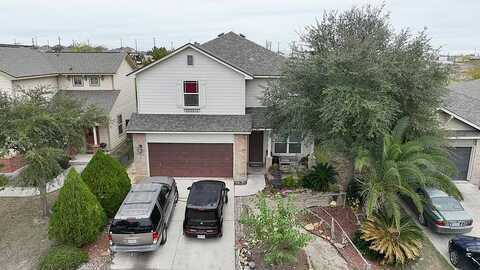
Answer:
[301, 163, 337, 192]
[240, 194, 311, 266]
[49, 169, 106, 247]
[360, 211, 423, 265]
[81, 150, 131, 217]
[352, 230, 384, 262]
[282, 175, 300, 188]
[39, 245, 88, 270]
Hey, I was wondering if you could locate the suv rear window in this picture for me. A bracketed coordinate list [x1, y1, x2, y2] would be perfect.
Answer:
[187, 209, 217, 221]
[110, 219, 153, 234]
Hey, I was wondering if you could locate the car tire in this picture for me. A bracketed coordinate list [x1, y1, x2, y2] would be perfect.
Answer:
[449, 249, 461, 268]
[418, 213, 427, 226]
[160, 226, 167, 245]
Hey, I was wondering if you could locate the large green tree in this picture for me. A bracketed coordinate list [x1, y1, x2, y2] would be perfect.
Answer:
[263, 5, 451, 164]
[149, 46, 168, 61]
[0, 86, 107, 215]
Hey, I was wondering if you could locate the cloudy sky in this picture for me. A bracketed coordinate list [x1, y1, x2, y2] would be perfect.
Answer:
[1, 0, 478, 54]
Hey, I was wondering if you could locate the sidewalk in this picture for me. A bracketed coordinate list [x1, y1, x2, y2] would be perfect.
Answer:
[234, 173, 265, 197]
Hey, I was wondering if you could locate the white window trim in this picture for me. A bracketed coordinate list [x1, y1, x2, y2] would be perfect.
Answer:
[72, 75, 84, 87]
[183, 80, 199, 107]
[273, 136, 302, 155]
[88, 76, 100, 87]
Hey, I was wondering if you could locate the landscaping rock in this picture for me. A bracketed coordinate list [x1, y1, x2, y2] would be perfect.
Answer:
[248, 261, 256, 269]
[304, 223, 315, 231]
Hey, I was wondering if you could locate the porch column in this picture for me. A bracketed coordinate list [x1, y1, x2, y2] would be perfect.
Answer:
[92, 126, 98, 146]
[266, 130, 273, 170]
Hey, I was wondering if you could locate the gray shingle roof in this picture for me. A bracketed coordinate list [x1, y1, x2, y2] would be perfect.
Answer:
[127, 113, 252, 133]
[57, 90, 120, 113]
[443, 80, 480, 129]
[45, 52, 125, 74]
[0, 46, 57, 77]
[246, 107, 270, 129]
[0, 45, 125, 78]
[201, 32, 286, 76]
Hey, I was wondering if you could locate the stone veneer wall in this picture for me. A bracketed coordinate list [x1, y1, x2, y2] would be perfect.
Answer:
[234, 134, 248, 182]
[132, 133, 148, 181]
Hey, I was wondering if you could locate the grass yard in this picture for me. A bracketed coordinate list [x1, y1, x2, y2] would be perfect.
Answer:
[0, 192, 58, 270]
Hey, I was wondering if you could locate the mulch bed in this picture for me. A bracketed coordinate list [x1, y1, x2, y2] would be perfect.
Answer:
[310, 206, 358, 238]
[250, 246, 309, 270]
[79, 229, 111, 270]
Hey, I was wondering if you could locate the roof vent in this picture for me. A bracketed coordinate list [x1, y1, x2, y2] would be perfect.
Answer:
[239, 33, 246, 38]
[218, 32, 225, 37]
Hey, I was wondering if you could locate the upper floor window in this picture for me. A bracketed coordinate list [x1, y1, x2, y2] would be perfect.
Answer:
[187, 55, 194, 66]
[274, 134, 301, 154]
[72, 75, 83, 87]
[183, 81, 199, 107]
[88, 76, 100, 86]
[117, 114, 123, 134]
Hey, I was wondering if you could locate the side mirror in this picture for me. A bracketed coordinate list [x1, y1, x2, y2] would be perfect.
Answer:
[224, 188, 230, 192]
[466, 252, 472, 258]
[187, 186, 191, 191]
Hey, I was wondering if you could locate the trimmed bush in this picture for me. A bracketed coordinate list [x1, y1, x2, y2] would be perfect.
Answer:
[39, 245, 88, 270]
[301, 163, 337, 192]
[81, 150, 131, 217]
[49, 169, 106, 247]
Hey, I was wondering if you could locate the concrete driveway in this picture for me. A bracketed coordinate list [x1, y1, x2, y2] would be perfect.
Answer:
[111, 178, 235, 270]
[404, 182, 480, 262]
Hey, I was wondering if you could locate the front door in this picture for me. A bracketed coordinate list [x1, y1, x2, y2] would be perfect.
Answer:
[85, 127, 99, 145]
[249, 131, 264, 166]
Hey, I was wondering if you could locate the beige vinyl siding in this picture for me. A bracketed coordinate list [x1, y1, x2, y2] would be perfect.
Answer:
[136, 48, 246, 115]
[246, 78, 270, 107]
[0, 73, 12, 93]
[12, 76, 58, 91]
[58, 75, 114, 90]
[106, 59, 136, 151]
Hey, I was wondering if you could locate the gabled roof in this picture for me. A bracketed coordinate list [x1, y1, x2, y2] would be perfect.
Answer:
[56, 90, 120, 113]
[0, 45, 127, 78]
[126, 113, 252, 133]
[442, 80, 480, 130]
[201, 32, 286, 76]
[128, 43, 253, 79]
[45, 52, 126, 74]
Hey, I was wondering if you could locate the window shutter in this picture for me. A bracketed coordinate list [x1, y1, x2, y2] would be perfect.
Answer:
[199, 81, 207, 108]
[176, 81, 183, 108]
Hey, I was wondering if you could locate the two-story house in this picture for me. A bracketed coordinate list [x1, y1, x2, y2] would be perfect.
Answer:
[127, 32, 314, 182]
[0, 44, 136, 153]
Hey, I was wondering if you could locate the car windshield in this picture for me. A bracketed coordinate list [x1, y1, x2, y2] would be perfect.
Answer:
[431, 197, 463, 211]
[110, 218, 152, 234]
[187, 209, 217, 221]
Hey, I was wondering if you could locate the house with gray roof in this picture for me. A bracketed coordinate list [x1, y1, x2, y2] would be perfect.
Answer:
[439, 79, 480, 186]
[0, 44, 137, 153]
[127, 32, 313, 182]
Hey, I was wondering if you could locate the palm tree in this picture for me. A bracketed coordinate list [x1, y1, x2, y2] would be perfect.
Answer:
[354, 117, 462, 227]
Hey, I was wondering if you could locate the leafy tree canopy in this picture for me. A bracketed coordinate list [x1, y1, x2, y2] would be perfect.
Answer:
[71, 42, 107, 52]
[149, 46, 169, 61]
[263, 5, 451, 154]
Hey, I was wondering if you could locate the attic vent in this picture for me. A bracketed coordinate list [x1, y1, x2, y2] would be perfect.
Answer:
[218, 32, 225, 37]
[239, 33, 245, 38]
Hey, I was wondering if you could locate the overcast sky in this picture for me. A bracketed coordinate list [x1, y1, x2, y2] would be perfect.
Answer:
[1, 0, 478, 54]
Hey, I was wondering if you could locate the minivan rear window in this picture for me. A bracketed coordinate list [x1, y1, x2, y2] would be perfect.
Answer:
[110, 219, 153, 234]
[187, 209, 217, 221]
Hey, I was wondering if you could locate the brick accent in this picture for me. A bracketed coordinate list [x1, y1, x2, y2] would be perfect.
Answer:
[132, 133, 148, 180]
[234, 134, 248, 182]
[0, 155, 24, 173]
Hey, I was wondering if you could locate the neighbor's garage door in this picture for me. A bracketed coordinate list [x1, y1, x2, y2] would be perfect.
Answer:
[448, 147, 472, 180]
[148, 143, 233, 177]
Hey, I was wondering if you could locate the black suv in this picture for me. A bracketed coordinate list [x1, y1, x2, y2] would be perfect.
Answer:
[183, 180, 229, 238]
[449, 235, 480, 270]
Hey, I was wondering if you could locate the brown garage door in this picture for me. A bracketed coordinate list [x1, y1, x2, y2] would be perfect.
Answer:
[148, 143, 233, 177]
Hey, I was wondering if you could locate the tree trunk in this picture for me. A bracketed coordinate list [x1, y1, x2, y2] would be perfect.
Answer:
[39, 184, 48, 217]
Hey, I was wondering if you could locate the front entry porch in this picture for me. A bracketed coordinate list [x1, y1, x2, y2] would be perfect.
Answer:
[84, 126, 108, 153]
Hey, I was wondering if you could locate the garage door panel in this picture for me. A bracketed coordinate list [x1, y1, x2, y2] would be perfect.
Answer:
[148, 143, 233, 177]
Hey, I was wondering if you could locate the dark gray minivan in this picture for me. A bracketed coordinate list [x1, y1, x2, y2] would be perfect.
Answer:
[109, 176, 178, 253]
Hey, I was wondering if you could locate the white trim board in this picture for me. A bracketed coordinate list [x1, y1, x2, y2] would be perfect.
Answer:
[440, 108, 480, 131]
[127, 131, 251, 135]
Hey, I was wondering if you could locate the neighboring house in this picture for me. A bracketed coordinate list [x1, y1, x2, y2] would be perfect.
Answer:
[440, 79, 480, 186]
[127, 32, 314, 181]
[0, 44, 136, 153]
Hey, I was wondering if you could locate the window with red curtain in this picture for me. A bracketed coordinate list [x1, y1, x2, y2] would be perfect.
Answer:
[184, 81, 199, 106]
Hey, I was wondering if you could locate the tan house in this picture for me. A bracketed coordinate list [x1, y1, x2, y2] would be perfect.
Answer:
[440, 79, 480, 186]
[0, 44, 136, 153]
[127, 32, 314, 182]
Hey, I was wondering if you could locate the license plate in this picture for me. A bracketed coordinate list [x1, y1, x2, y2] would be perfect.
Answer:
[450, 222, 461, 227]
[197, 235, 206, 239]
[127, 239, 137, 244]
